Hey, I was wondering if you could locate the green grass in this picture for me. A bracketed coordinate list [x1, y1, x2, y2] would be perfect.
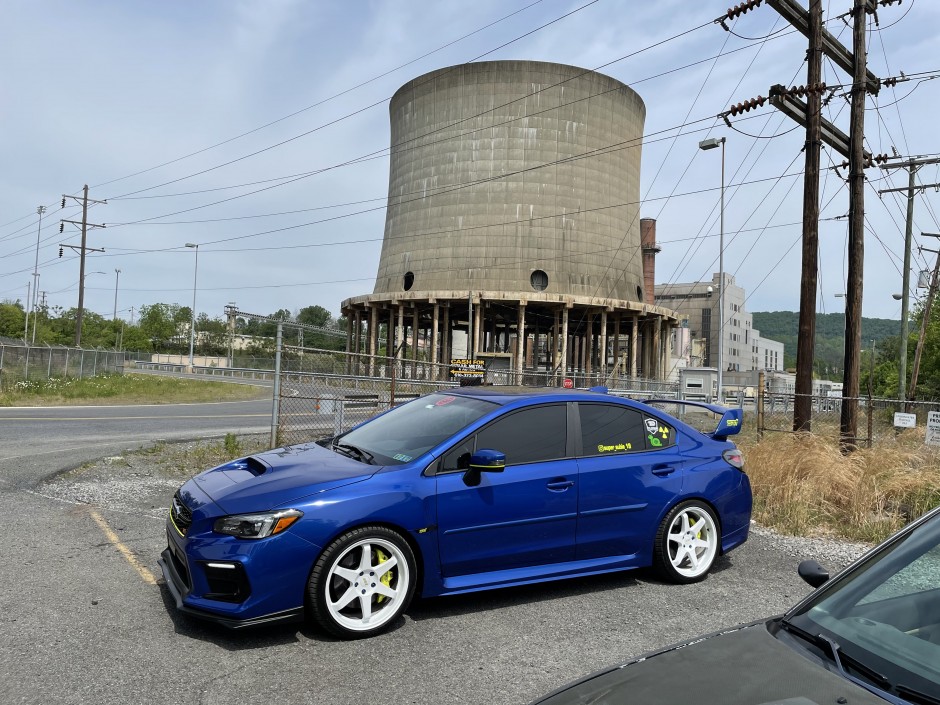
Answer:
[0, 372, 269, 406]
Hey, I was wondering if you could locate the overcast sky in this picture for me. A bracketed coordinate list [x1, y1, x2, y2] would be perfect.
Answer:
[2, 0, 939, 328]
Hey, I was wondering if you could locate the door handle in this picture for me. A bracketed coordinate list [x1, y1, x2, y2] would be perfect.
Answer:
[546, 480, 575, 491]
[651, 465, 676, 477]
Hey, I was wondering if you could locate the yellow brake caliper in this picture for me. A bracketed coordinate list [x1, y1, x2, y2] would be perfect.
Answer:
[374, 548, 393, 603]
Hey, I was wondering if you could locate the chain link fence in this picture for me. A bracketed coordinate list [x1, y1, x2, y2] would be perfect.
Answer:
[273, 343, 680, 446]
[756, 389, 940, 446]
[0, 343, 123, 390]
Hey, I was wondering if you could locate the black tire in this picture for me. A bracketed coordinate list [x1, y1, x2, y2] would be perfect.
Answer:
[308, 525, 416, 639]
[652, 501, 720, 584]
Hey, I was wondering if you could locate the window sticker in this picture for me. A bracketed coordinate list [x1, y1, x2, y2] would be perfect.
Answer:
[647, 435, 663, 447]
[435, 396, 457, 407]
[392, 453, 413, 462]
[596, 442, 633, 453]
[644, 417, 659, 434]
[658, 425, 670, 439]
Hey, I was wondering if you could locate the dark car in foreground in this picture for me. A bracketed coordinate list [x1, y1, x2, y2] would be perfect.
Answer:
[158, 385, 751, 638]
[531, 504, 940, 705]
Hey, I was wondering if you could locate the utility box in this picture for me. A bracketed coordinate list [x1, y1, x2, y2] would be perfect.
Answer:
[679, 367, 718, 403]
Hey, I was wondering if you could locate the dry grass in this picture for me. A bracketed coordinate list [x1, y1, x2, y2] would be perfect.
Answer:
[740, 429, 940, 543]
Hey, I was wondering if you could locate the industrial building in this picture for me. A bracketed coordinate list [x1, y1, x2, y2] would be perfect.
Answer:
[654, 273, 785, 376]
[341, 60, 679, 381]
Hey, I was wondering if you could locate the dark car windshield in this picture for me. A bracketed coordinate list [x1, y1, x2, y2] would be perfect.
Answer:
[335, 393, 497, 465]
[787, 510, 940, 699]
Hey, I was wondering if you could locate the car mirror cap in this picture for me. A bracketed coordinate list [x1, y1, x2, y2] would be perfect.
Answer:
[798, 559, 830, 588]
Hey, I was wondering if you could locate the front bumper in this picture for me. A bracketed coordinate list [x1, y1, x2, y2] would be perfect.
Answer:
[158, 548, 304, 629]
[160, 506, 320, 629]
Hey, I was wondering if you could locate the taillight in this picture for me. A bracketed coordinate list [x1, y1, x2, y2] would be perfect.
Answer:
[723, 448, 744, 470]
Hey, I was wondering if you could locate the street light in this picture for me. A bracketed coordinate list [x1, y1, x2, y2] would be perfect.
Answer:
[186, 243, 199, 370]
[699, 136, 726, 402]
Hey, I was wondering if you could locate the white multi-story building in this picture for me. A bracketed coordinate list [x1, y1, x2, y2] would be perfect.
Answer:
[656, 273, 785, 374]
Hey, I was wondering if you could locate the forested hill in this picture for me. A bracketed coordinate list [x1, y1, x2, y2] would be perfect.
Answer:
[751, 311, 899, 371]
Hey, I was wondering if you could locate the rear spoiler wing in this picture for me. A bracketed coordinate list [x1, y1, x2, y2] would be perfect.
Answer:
[641, 399, 743, 440]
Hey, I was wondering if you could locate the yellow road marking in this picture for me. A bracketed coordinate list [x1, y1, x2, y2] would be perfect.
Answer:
[89, 509, 158, 585]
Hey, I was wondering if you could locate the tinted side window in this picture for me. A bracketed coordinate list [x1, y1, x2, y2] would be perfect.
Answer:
[579, 404, 647, 456]
[476, 404, 567, 465]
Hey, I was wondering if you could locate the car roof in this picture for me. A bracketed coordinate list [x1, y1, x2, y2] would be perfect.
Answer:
[440, 385, 633, 405]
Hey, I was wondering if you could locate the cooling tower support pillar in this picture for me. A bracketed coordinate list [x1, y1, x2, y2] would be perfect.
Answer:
[630, 315, 639, 378]
[560, 307, 570, 381]
[516, 303, 526, 379]
[652, 317, 661, 379]
[431, 304, 440, 368]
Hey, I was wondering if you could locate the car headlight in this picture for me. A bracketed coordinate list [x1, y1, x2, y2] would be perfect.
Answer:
[213, 509, 303, 539]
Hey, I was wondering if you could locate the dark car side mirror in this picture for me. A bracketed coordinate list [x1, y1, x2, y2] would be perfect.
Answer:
[798, 559, 830, 588]
[462, 449, 506, 487]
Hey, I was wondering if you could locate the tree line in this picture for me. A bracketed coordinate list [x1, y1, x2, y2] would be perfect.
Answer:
[0, 300, 345, 358]
[752, 307, 940, 400]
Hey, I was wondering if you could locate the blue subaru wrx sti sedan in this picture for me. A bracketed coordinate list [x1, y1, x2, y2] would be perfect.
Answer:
[159, 386, 751, 639]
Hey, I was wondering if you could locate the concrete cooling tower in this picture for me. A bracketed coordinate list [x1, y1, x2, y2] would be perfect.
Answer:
[342, 60, 677, 382]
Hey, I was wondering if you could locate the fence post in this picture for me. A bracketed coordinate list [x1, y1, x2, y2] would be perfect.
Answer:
[867, 390, 873, 449]
[64, 348, 70, 378]
[47, 347, 53, 379]
[270, 323, 283, 448]
[757, 371, 765, 441]
[334, 400, 345, 436]
[79, 350, 85, 379]
[25, 345, 31, 380]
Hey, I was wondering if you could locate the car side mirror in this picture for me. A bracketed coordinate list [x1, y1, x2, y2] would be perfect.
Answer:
[798, 559, 830, 588]
[462, 449, 506, 487]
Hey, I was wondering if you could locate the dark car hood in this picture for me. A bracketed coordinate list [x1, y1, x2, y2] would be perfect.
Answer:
[189, 442, 375, 514]
[534, 621, 889, 705]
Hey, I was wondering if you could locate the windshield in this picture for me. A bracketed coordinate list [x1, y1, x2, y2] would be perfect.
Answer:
[787, 510, 940, 700]
[335, 393, 497, 465]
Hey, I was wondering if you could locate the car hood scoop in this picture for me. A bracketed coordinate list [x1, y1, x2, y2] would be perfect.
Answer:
[539, 623, 888, 705]
[191, 442, 375, 514]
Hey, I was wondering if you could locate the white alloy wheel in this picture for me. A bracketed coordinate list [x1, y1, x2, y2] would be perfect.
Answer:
[309, 527, 415, 638]
[654, 502, 720, 583]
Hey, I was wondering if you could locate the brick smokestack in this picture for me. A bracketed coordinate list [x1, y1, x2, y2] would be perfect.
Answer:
[640, 218, 660, 306]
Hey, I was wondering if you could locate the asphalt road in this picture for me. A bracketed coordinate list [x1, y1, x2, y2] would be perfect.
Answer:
[0, 399, 870, 705]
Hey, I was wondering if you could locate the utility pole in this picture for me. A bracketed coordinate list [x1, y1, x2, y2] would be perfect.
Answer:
[746, 0, 888, 436]
[877, 160, 940, 406]
[60, 185, 106, 347]
[909, 237, 940, 402]
[30, 205, 46, 345]
[840, 0, 868, 452]
[112, 268, 121, 321]
[792, 0, 822, 433]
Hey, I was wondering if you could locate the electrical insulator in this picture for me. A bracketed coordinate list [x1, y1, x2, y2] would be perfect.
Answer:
[59, 247, 63, 258]
[59, 222, 64, 233]
[724, 0, 762, 21]
[61, 197, 66, 209]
